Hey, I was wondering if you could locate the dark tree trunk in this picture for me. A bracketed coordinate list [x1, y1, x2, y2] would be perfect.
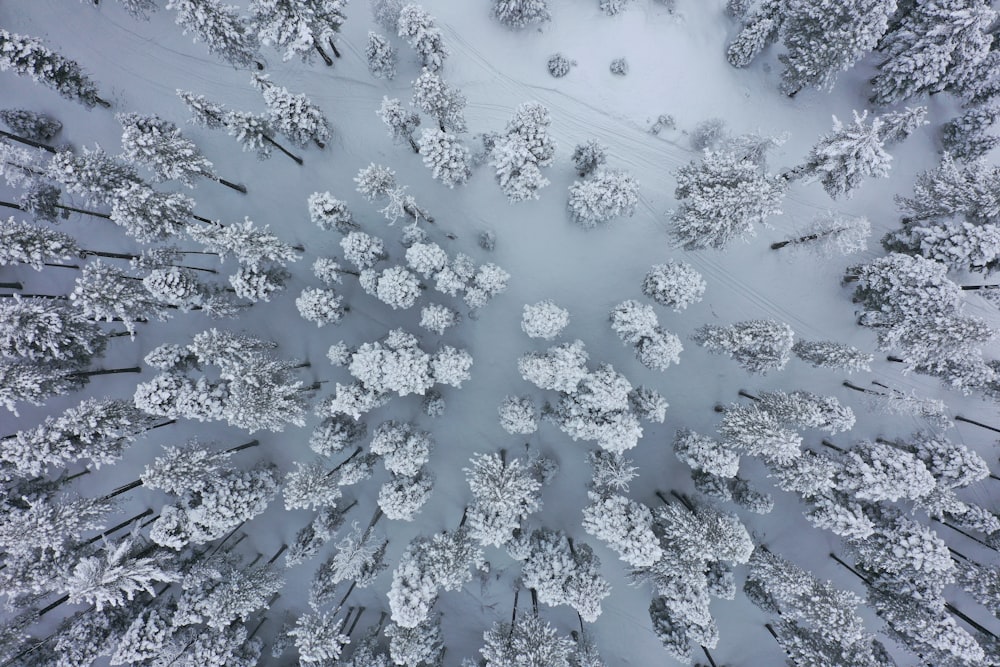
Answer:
[227, 439, 261, 453]
[0, 129, 57, 153]
[0, 293, 68, 299]
[842, 380, 880, 395]
[408, 135, 420, 153]
[670, 489, 695, 511]
[36, 594, 69, 617]
[334, 580, 356, 614]
[701, 646, 719, 667]
[103, 478, 143, 499]
[0, 282, 22, 290]
[530, 587, 539, 617]
[738, 389, 760, 401]
[770, 226, 847, 249]
[267, 543, 288, 565]
[326, 446, 363, 478]
[955, 415, 1000, 434]
[961, 284, 1000, 291]
[95, 97, 112, 108]
[215, 177, 247, 193]
[43, 262, 80, 270]
[314, 43, 334, 66]
[72, 366, 142, 378]
[820, 439, 845, 453]
[0, 199, 112, 220]
[82, 508, 154, 546]
[262, 134, 303, 165]
[932, 517, 999, 553]
[944, 602, 999, 641]
[328, 39, 341, 58]
[346, 606, 365, 636]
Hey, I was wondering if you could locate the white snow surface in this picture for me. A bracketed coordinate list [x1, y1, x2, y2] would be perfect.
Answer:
[2, 0, 1000, 665]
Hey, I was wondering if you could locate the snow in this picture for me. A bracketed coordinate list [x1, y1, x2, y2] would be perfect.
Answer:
[3, 0, 1000, 666]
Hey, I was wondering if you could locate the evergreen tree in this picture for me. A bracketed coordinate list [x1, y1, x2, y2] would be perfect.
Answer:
[252, 74, 332, 148]
[308, 192, 355, 232]
[71, 260, 171, 335]
[673, 429, 740, 478]
[289, 612, 350, 663]
[718, 403, 803, 464]
[296, 287, 347, 326]
[726, 3, 781, 68]
[47, 147, 142, 207]
[567, 169, 639, 228]
[109, 183, 194, 242]
[378, 96, 421, 152]
[872, 0, 996, 105]
[66, 535, 179, 610]
[497, 395, 538, 435]
[492, 0, 551, 29]
[0, 29, 108, 107]
[418, 127, 472, 188]
[671, 149, 786, 250]
[0, 296, 107, 366]
[771, 212, 871, 255]
[397, 3, 448, 72]
[777, 0, 896, 96]
[521, 300, 570, 340]
[518, 528, 611, 621]
[897, 153, 1000, 225]
[379, 470, 434, 520]
[571, 140, 607, 177]
[641, 261, 706, 311]
[411, 68, 467, 132]
[367, 32, 398, 79]
[117, 112, 219, 187]
[792, 110, 895, 199]
[546, 364, 644, 454]
[518, 339, 589, 392]
[693, 319, 795, 374]
[0, 217, 78, 270]
[0, 108, 62, 141]
[582, 493, 662, 567]
[942, 104, 1000, 160]
[481, 613, 574, 667]
[186, 217, 300, 267]
[166, 0, 261, 68]
[465, 450, 543, 547]
[251, 0, 346, 65]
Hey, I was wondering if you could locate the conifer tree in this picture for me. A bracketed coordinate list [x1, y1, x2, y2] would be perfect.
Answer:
[492, 0, 551, 29]
[367, 32, 398, 79]
[166, 0, 261, 68]
[465, 450, 543, 547]
[411, 68, 467, 133]
[397, 3, 448, 72]
[567, 169, 639, 228]
[252, 74, 332, 148]
[378, 97, 421, 152]
[693, 319, 795, 374]
[418, 128, 471, 187]
[0, 29, 109, 107]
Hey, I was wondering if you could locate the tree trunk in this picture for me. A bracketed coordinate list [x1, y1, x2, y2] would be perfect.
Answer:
[313, 137, 326, 149]
[262, 134, 303, 165]
[0, 282, 22, 290]
[510, 586, 519, 635]
[0, 199, 112, 220]
[701, 646, 719, 667]
[42, 262, 80, 270]
[328, 39, 341, 58]
[0, 129, 57, 153]
[191, 213, 215, 224]
[770, 225, 847, 249]
[326, 446, 363, 478]
[72, 366, 142, 378]
[738, 389, 760, 401]
[955, 415, 1000, 434]
[530, 587, 539, 617]
[82, 508, 154, 546]
[248, 616, 268, 640]
[215, 177, 247, 193]
[0, 293, 67, 299]
[829, 552, 870, 583]
[103, 478, 143, 500]
[95, 97, 112, 108]
[820, 439, 845, 453]
[267, 543, 288, 565]
[670, 489, 695, 511]
[408, 135, 420, 153]
[346, 606, 365, 636]
[961, 284, 1000, 291]
[842, 380, 880, 395]
[887, 355, 905, 363]
[226, 439, 261, 453]
[314, 43, 333, 66]
[932, 517, 999, 553]
[36, 593, 70, 618]
[334, 580, 356, 614]
[458, 506, 468, 529]
[944, 602, 999, 641]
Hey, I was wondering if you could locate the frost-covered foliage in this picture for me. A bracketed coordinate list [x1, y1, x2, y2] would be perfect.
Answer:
[493, 0, 550, 28]
[397, 4, 448, 72]
[942, 104, 1000, 160]
[378, 97, 420, 150]
[521, 300, 570, 339]
[490, 102, 556, 203]
[0, 108, 61, 140]
[252, 74, 331, 148]
[571, 140, 607, 177]
[582, 493, 661, 567]
[118, 112, 215, 186]
[166, 0, 260, 68]
[289, 612, 350, 663]
[418, 128, 470, 187]
[673, 429, 740, 478]
[466, 450, 543, 547]
[548, 53, 572, 77]
[642, 261, 706, 311]
[187, 218, 300, 268]
[411, 68, 466, 133]
[609, 300, 682, 371]
[693, 319, 795, 374]
[379, 470, 434, 520]
[567, 169, 639, 228]
[671, 149, 786, 250]
[296, 287, 346, 326]
[0, 29, 106, 107]
[498, 395, 538, 435]
[792, 339, 872, 373]
[367, 32, 398, 79]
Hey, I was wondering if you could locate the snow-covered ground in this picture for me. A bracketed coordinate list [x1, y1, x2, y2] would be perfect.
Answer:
[3, 0, 1000, 665]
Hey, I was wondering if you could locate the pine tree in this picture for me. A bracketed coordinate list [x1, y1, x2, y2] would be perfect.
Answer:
[848, 252, 962, 331]
[897, 152, 1000, 225]
[518, 339, 589, 392]
[166, 0, 261, 68]
[109, 183, 194, 242]
[251, 0, 345, 65]
[718, 403, 803, 464]
[252, 74, 332, 148]
[546, 364, 644, 454]
[47, 147, 143, 207]
[466, 450, 543, 547]
[771, 212, 871, 255]
[481, 614, 574, 667]
[0, 217, 78, 270]
[411, 68, 467, 132]
[0, 493, 112, 557]
[418, 128, 471, 187]
[492, 0, 551, 29]
[942, 104, 1000, 160]
[379, 470, 434, 520]
[71, 260, 171, 335]
[497, 395, 538, 435]
[521, 300, 570, 340]
[117, 112, 220, 188]
[726, 4, 781, 68]
[755, 389, 856, 434]
[641, 261, 706, 311]
[386, 617, 444, 667]
[367, 32, 398, 79]
[777, 0, 896, 96]
[518, 528, 611, 621]
[0, 296, 107, 367]
[567, 169, 639, 228]
[571, 140, 607, 177]
[582, 493, 662, 567]
[872, 0, 996, 105]
[289, 611, 350, 663]
[397, 3, 448, 72]
[792, 110, 894, 199]
[66, 535, 179, 610]
[883, 217, 1000, 273]
[296, 287, 347, 326]
[187, 217, 301, 267]
[671, 149, 786, 250]
[0, 29, 108, 107]
[464, 262, 511, 310]
[378, 97, 420, 152]
[673, 429, 740, 478]
[693, 319, 795, 374]
[0, 108, 62, 141]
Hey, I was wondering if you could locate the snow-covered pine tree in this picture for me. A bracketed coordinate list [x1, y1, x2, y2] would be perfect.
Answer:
[308, 191, 356, 233]
[0, 296, 107, 366]
[411, 68, 467, 133]
[379, 470, 434, 520]
[497, 395, 538, 435]
[547, 364, 645, 453]
[521, 300, 570, 340]
[296, 287, 347, 326]
[582, 492, 662, 567]
[465, 450, 543, 547]
[385, 617, 443, 667]
[718, 403, 802, 464]
[693, 319, 795, 374]
[848, 252, 962, 332]
[117, 112, 228, 189]
[288, 611, 350, 663]
[490, 134, 550, 203]
[66, 534, 179, 610]
[673, 429, 740, 478]
[571, 140, 607, 177]
[641, 261, 706, 311]
[567, 168, 639, 228]
[897, 152, 1000, 225]
[872, 0, 996, 105]
[942, 104, 1000, 160]
[0, 108, 62, 142]
[370, 421, 433, 477]
[377, 97, 420, 153]
[166, 0, 260, 68]
[777, 0, 895, 97]
[883, 217, 1000, 273]
[480, 613, 574, 667]
[251, 74, 331, 148]
[791, 110, 894, 199]
[726, 1, 781, 68]
[0, 29, 108, 107]
[72, 260, 171, 336]
[47, 147, 142, 207]
[464, 262, 511, 311]
[397, 3, 448, 72]
[367, 32, 398, 79]
[109, 183, 194, 242]
[754, 390, 855, 434]
[518, 528, 611, 621]
[418, 128, 470, 187]
[671, 148, 786, 249]
[492, 0, 551, 29]
[518, 339, 589, 392]
[186, 217, 301, 267]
